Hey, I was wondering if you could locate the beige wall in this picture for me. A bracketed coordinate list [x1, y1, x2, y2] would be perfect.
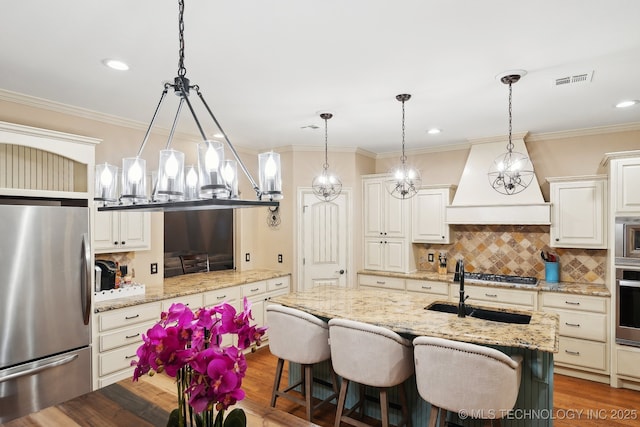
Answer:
[2, 95, 639, 291]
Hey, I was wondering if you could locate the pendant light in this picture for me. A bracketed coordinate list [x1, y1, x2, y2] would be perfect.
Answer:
[312, 112, 342, 202]
[95, 0, 281, 212]
[386, 94, 421, 200]
[488, 72, 535, 195]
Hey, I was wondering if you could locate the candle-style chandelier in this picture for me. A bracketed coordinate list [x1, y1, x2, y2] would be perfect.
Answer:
[488, 71, 534, 195]
[95, 0, 282, 212]
[312, 112, 342, 202]
[385, 94, 421, 200]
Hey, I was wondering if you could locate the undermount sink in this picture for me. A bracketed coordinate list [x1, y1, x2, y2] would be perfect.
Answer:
[425, 302, 531, 325]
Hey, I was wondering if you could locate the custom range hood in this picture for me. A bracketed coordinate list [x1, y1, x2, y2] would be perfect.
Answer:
[446, 133, 550, 225]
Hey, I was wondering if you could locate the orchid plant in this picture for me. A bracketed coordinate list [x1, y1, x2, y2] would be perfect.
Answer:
[132, 297, 267, 427]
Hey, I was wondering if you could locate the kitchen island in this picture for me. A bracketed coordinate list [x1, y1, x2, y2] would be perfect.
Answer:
[272, 286, 560, 427]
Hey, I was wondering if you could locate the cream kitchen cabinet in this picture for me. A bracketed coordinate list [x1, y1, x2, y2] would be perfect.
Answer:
[244, 275, 291, 340]
[450, 283, 537, 310]
[362, 174, 414, 273]
[358, 273, 405, 291]
[612, 156, 640, 215]
[405, 278, 449, 297]
[548, 176, 607, 249]
[540, 292, 609, 383]
[94, 206, 151, 253]
[412, 186, 455, 244]
[93, 301, 161, 389]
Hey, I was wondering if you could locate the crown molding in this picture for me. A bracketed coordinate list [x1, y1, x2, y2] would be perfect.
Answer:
[376, 141, 470, 159]
[275, 144, 377, 158]
[526, 122, 640, 142]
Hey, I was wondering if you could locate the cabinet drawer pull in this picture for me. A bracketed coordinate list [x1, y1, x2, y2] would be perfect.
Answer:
[273, 282, 283, 287]
[125, 314, 140, 320]
[485, 293, 498, 298]
[564, 350, 580, 356]
[125, 354, 137, 359]
[565, 301, 580, 306]
[421, 286, 432, 290]
[125, 333, 140, 339]
[376, 281, 386, 285]
[565, 322, 581, 327]
[250, 287, 260, 292]
[216, 295, 227, 300]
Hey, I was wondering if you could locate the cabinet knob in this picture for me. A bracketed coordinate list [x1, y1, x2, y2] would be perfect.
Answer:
[114, 241, 118, 245]
[555, 238, 559, 241]
[121, 241, 126, 245]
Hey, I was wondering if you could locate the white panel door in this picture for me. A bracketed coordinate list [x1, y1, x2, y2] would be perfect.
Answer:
[301, 191, 349, 290]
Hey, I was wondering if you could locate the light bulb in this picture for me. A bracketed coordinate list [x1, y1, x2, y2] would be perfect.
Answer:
[264, 155, 277, 178]
[205, 144, 220, 171]
[100, 166, 113, 187]
[223, 162, 235, 183]
[164, 152, 179, 178]
[186, 167, 198, 187]
[394, 168, 405, 180]
[407, 168, 416, 180]
[128, 160, 142, 183]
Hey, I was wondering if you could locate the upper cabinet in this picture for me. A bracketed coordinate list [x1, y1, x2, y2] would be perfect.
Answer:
[548, 176, 607, 249]
[363, 175, 408, 238]
[613, 157, 640, 216]
[94, 205, 151, 253]
[412, 185, 456, 244]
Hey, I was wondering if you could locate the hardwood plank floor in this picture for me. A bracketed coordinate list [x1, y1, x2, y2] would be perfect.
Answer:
[240, 346, 640, 427]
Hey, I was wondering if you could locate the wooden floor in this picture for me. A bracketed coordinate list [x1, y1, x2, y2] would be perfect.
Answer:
[243, 347, 640, 427]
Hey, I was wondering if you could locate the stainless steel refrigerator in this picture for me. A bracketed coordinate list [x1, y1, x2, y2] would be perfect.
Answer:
[0, 197, 92, 423]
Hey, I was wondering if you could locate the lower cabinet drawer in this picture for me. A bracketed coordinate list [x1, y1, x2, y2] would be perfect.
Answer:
[99, 302, 160, 332]
[547, 308, 607, 342]
[359, 274, 405, 290]
[406, 279, 448, 296]
[161, 294, 204, 311]
[556, 336, 607, 371]
[617, 347, 640, 379]
[203, 287, 242, 307]
[452, 285, 536, 308]
[242, 281, 268, 297]
[99, 321, 156, 352]
[99, 342, 141, 376]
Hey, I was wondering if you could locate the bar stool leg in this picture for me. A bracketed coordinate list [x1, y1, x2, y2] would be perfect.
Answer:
[270, 358, 285, 407]
[398, 382, 411, 427]
[334, 378, 350, 427]
[380, 388, 389, 427]
[304, 364, 313, 421]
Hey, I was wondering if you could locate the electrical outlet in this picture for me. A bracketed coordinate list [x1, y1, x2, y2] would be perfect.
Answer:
[278, 254, 283, 263]
[428, 253, 434, 263]
[150, 263, 158, 274]
[245, 253, 250, 262]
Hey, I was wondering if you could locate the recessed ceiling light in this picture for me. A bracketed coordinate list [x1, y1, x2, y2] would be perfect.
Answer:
[102, 58, 129, 71]
[427, 128, 442, 135]
[615, 100, 639, 108]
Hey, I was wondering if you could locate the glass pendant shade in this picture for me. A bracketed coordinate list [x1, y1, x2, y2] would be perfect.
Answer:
[121, 157, 147, 203]
[312, 170, 342, 202]
[488, 150, 534, 195]
[221, 159, 238, 199]
[184, 164, 199, 200]
[258, 151, 282, 200]
[198, 140, 226, 197]
[95, 162, 118, 202]
[156, 149, 185, 200]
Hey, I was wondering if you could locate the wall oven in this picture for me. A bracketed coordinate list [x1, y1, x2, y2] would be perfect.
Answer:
[616, 268, 640, 347]
[615, 217, 640, 266]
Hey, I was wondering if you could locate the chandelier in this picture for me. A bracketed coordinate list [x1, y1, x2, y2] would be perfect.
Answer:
[385, 94, 421, 200]
[488, 72, 534, 195]
[312, 112, 342, 202]
[95, 0, 282, 212]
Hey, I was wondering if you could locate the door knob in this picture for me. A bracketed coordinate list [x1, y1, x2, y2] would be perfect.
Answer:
[336, 269, 345, 275]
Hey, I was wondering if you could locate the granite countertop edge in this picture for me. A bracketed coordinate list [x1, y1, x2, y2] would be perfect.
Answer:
[94, 269, 291, 313]
[358, 270, 611, 297]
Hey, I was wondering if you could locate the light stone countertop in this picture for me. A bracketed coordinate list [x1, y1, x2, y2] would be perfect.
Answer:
[359, 269, 611, 297]
[94, 269, 290, 313]
[271, 286, 559, 353]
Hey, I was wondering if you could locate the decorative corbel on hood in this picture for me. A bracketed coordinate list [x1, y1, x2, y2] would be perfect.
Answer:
[446, 133, 551, 225]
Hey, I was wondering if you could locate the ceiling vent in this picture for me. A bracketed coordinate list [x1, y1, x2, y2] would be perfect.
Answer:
[553, 71, 594, 86]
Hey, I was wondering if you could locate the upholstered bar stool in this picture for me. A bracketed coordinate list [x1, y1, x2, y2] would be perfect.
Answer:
[328, 318, 414, 427]
[266, 304, 339, 422]
[412, 336, 523, 427]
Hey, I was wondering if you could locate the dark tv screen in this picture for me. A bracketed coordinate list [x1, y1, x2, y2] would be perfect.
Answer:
[163, 210, 234, 277]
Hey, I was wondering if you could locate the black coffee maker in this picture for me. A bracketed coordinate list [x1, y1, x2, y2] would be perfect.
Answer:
[95, 260, 117, 290]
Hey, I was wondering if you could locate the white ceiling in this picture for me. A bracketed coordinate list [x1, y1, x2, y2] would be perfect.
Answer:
[2, 0, 640, 154]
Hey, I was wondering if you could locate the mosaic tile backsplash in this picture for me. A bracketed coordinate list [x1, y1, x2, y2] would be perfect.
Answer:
[415, 225, 607, 284]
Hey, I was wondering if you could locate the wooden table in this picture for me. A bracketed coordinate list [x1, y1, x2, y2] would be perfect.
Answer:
[1, 377, 320, 427]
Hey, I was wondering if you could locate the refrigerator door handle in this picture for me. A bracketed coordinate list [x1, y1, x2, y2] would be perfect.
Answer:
[0, 354, 78, 384]
[81, 232, 91, 325]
